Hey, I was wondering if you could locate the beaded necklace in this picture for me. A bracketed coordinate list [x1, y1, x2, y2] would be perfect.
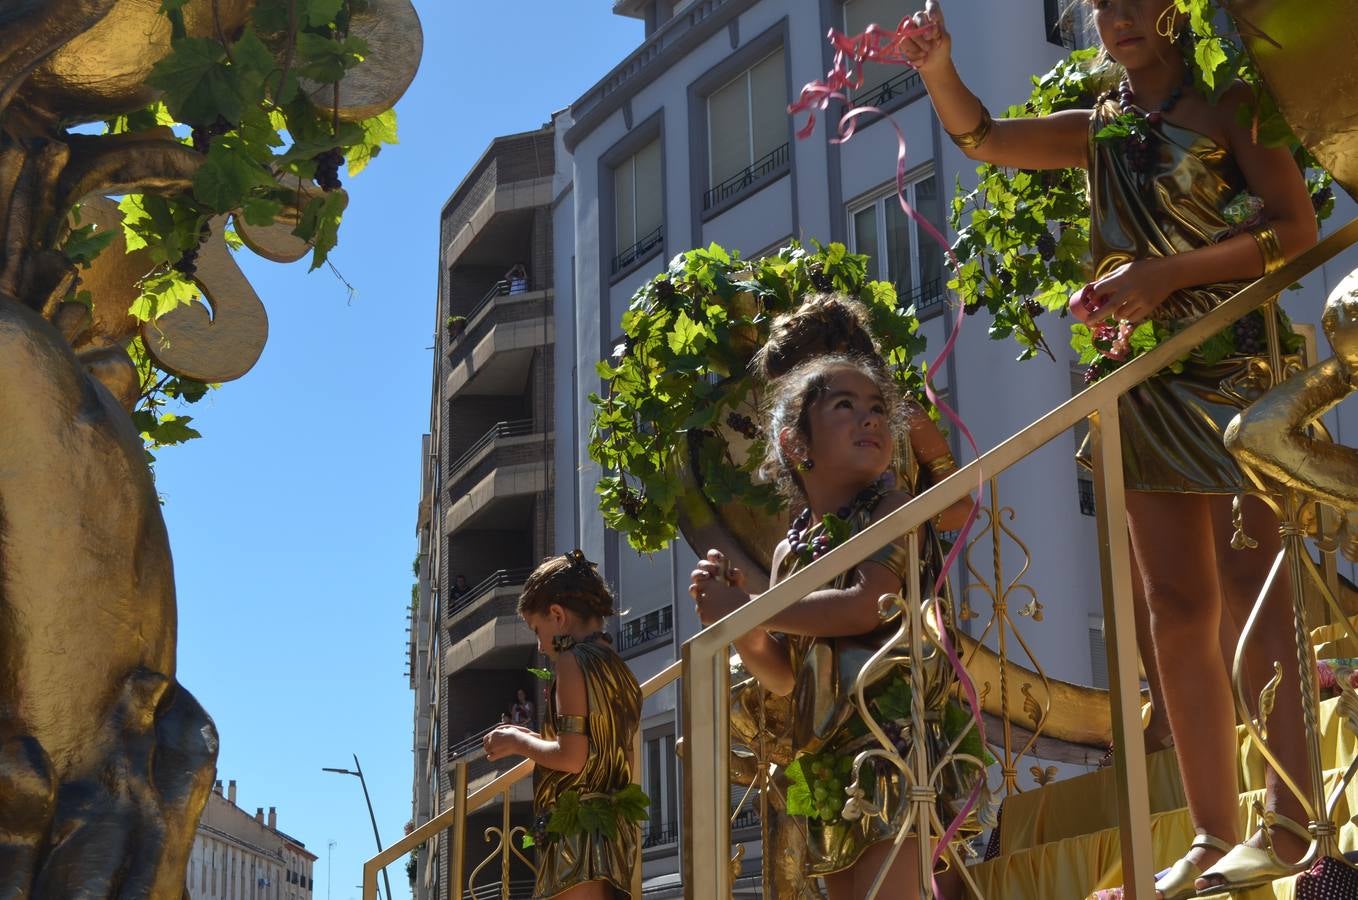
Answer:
[784, 473, 893, 565]
[1104, 74, 1189, 180]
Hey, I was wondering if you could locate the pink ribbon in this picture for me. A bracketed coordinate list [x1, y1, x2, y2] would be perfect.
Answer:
[790, 18, 990, 882]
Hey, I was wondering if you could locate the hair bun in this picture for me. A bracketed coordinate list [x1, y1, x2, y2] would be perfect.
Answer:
[753, 293, 881, 380]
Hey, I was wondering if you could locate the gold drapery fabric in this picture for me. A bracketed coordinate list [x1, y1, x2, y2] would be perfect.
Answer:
[532, 640, 642, 899]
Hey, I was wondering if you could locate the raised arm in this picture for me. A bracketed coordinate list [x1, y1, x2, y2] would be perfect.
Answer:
[904, 401, 973, 532]
[903, 0, 1090, 170]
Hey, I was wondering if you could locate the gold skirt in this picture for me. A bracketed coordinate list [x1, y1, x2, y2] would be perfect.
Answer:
[1077, 349, 1282, 494]
[533, 824, 637, 899]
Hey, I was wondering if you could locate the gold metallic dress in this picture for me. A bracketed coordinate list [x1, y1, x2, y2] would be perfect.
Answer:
[533, 639, 642, 899]
[1077, 98, 1295, 493]
[776, 491, 977, 877]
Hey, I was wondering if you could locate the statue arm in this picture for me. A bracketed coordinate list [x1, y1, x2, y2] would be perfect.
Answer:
[57, 133, 203, 223]
[0, 0, 118, 117]
[1225, 358, 1358, 510]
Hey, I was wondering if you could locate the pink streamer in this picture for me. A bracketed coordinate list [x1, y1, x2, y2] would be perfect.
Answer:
[789, 19, 991, 883]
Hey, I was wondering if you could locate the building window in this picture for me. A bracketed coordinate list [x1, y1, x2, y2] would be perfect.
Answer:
[1077, 476, 1096, 517]
[1044, 0, 1085, 49]
[618, 605, 674, 654]
[642, 729, 679, 848]
[848, 173, 946, 315]
[612, 138, 663, 275]
[1088, 616, 1109, 688]
[843, 0, 925, 105]
[705, 48, 788, 210]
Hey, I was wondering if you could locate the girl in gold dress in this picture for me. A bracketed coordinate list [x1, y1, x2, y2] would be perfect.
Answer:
[690, 297, 976, 899]
[483, 551, 644, 899]
[904, 1, 1319, 895]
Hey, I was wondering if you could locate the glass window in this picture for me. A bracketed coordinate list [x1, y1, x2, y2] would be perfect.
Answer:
[707, 48, 788, 188]
[844, 0, 920, 99]
[848, 172, 946, 313]
[613, 138, 663, 264]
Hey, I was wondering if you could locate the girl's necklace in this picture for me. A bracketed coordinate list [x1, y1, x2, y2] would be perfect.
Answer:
[1113, 75, 1189, 179]
[785, 473, 892, 564]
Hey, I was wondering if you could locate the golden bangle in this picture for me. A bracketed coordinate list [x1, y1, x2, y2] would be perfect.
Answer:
[556, 715, 587, 735]
[1249, 224, 1285, 275]
[925, 454, 959, 479]
[947, 104, 993, 150]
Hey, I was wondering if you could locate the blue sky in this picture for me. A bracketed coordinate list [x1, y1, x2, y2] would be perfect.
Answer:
[156, 5, 642, 899]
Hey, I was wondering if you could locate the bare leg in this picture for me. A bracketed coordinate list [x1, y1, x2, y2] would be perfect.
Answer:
[1195, 493, 1312, 892]
[1125, 491, 1237, 889]
[1129, 545, 1174, 752]
[554, 880, 616, 900]
[822, 837, 927, 900]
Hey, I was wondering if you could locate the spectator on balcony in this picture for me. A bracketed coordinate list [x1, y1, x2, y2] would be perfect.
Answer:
[505, 263, 528, 295]
[449, 574, 468, 603]
[510, 688, 534, 726]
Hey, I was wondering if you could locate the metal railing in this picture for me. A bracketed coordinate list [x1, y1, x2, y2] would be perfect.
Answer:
[612, 226, 663, 275]
[448, 566, 535, 619]
[899, 277, 944, 314]
[618, 605, 674, 653]
[677, 217, 1358, 900]
[1078, 476, 1097, 516]
[703, 142, 790, 211]
[449, 723, 501, 761]
[642, 822, 680, 848]
[852, 68, 923, 109]
[371, 217, 1358, 900]
[447, 419, 535, 485]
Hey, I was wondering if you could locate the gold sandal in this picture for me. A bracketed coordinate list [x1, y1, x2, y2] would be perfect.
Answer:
[1194, 813, 1311, 895]
[1154, 833, 1233, 900]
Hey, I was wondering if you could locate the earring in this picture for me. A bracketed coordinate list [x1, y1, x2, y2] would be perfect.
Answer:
[551, 634, 575, 653]
[797, 458, 815, 472]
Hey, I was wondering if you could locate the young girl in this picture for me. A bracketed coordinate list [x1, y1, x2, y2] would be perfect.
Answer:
[904, 1, 1318, 895]
[483, 551, 643, 900]
[690, 297, 975, 900]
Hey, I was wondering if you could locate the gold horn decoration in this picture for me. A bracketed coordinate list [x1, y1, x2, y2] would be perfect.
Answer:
[140, 216, 269, 383]
[300, 0, 423, 122]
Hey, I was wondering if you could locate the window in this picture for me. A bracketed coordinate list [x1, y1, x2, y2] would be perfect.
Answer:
[1088, 616, 1109, 688]
[1069, 366, 1096, 516]
[642, 729, 679, 847]
[705, 48, 788, 209]
[843, 0, 925, 104]
[848, 173, 946, 314]
[1044, 0, 1086, 49]
[612, 138, 663, 274]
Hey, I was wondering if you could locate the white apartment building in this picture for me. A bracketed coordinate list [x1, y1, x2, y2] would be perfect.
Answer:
[414, 1, 1358, 896]
[187, 780, 316, 900]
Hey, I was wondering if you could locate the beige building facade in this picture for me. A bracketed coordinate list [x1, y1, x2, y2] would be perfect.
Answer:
[187, 780, 316, 900]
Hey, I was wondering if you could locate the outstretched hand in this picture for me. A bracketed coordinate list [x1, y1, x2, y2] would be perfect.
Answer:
[900, 0, 951, 74]
[688, 549, 750, 627]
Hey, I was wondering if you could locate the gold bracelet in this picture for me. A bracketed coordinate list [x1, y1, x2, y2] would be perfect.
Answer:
[556, 715, 587, 736]
[1249, 224, 1285, 275]
[924, 453, 959, 479]
[947, 104, 993, 150]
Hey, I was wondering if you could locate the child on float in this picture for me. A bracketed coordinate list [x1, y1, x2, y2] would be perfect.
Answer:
[483, 551, 643, 900]
[903, 1, 1318, 895]
[690, 296, 975, 900]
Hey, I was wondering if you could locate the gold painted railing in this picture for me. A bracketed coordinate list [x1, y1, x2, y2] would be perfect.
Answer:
[680, 216, 1358, 900]
[363, 660, 681, 900]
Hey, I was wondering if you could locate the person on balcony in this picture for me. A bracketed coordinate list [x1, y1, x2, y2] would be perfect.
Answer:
[511, 688, 536, 727]
[483, 550, 644, 900]
[690, 296, 979, 900]
[905, 1, 1319, 895]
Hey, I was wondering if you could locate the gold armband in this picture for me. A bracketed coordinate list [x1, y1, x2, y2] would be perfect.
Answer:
[556, 715, 587, 736]
[947, 104, 993, 150]
[1249, 224, 1285, 275]
[924, 453, 959, 480]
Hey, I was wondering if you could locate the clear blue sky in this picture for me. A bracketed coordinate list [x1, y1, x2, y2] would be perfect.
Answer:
[157, 5, 642, 899]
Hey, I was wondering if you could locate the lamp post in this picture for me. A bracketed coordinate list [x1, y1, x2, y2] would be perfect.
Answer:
[322, 755, 393, 900]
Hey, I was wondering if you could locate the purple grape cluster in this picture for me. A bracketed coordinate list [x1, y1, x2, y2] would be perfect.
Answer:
[1313, 184, 1334, 211]
[172, 221, 213, 278]
[617, 486, 643, 519]
[1022, 297, 1043, 319]
[313, 148, 344, 191]
[880, 719, 911, 756]
[1082, 362, 1102, 386]
[654, 277, 676, 299]
[810, 269, 834, 292]
[1233, 311, 1267, 356]
[997, 268, 1014, 289]
[1036, 231, 1057, 261]
[725, 411, 761, 440]
[190, 116, 231, 153]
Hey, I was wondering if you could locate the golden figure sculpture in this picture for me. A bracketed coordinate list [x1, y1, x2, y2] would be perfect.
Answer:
[0, 2, 419, 896]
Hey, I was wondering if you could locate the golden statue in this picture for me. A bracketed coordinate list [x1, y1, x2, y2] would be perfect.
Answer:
[0, 2, 419, 896]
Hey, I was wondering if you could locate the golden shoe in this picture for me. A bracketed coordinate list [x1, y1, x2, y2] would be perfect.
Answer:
[1154, 833, 1233, 900]
[1194, 814, 1311, 895]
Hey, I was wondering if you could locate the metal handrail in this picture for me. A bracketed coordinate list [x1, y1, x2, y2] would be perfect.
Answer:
[364, 660, 684, 899]
[448, 566, 535, 618]
[447, 419, 535, 484]
[852, 68, 923, 109]
[899, 277, 944, 313]
[612, 226, 663, 275]
[448, 723, 500, 760]
[678, 217, 1358, 899]
[703, 142, 790, 211]
[461, 281, 510, 334]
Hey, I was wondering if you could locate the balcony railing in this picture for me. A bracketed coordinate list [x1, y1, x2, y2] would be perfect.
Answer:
[702, 142, 790, 211]
[448, 566, 535, 618]
[448, 723, 500, 761]
[899, 277, 944, 314]
[611, 226, 663, 276]
[642, 822, 679, 848]
[1078, 476, 1096, 516]
[852, 68, 923, 109]
[447, 419, 534, 484]
[617, 605, 673, 654]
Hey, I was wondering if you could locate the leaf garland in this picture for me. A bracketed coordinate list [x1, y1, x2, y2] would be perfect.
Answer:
[588, 241, 929, 554]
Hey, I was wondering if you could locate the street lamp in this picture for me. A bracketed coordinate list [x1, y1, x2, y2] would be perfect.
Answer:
[323, 754, 393, 900]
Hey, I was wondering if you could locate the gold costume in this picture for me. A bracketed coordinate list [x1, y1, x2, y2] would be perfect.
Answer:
[1077, 98, 1298, 493]
[533, 639, 642, 899]
[775, 487, 978, 877]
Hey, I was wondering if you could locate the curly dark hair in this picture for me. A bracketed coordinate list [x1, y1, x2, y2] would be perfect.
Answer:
[751, 293, 882, 381]
[518, 549, 616, 620]
[758, 355, 907, 505]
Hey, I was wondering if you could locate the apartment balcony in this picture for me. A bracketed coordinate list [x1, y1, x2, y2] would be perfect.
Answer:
[443, 422, 551, 536]
[445, 283, 553, 398]
[442, 140, 553, 273]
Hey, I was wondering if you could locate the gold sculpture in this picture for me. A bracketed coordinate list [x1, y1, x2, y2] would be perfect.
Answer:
[0, 2, 420, 896]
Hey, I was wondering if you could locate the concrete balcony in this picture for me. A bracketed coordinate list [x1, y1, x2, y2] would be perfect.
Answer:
[443, 432, 552, 536]
[445, 287, 553, 397]
[442, 168, 552, 272]
[444, 614, 537, 676]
